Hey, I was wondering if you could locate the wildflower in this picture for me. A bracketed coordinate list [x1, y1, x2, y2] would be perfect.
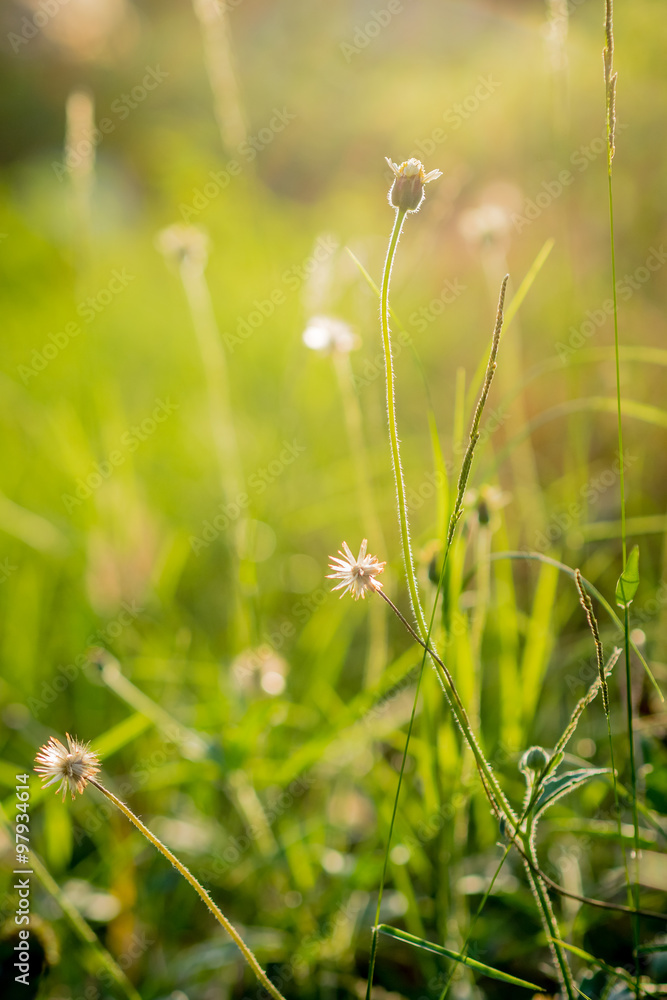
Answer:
[458, 203, 512, 248]
[327, 539, 385, 600]
[302, 315, 359, 354]
[35, 734, 100, 801]
[232, 646, 289, 695]
[155, 224, 209, 271]
[385, 157, 442, 213]
[464, 484, 511, 528]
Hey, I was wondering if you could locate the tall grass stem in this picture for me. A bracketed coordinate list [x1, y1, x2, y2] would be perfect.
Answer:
[333, 350, 388, 686]
[604, 1, 641, 986]
[89, 779, 287, 1000]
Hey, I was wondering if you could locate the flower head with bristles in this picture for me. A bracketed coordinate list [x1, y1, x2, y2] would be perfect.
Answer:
[35, 734, 100, 801]
[155, 224, 209, 272]
[385, 157, 442, 213]
[327, 540, 386, 600]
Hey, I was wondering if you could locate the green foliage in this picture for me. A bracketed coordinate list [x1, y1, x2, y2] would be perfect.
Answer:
[0, 1, 666, 998]
[532, 768, 610, 821]
[616, 545, 641, 609]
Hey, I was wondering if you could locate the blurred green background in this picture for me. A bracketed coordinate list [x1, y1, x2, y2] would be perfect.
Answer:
[0, 0, 666, 997]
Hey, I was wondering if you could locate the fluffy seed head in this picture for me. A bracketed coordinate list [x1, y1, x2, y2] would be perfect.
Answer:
[327, 539, 386, 600]
[35, 734, 100, 801]
[155, 224, 209, 272]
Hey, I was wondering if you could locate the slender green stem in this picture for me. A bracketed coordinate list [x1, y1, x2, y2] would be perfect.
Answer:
[447, 276, 508, 552]
[523, 826, 576, 999]
[333, 350, 388, 687]
[180, 259, 244, 508]
[24, 844, 141, 1000]
[624, 602, 642, 987]
[381, 209, 419, 622]
[608, 182, 625, 564]
[179, 256, 252, 645]
[604, 2, 641, 990]
[376, 586, 657, 998]
[575, 571, 633, 918]
[364, 649, 428, 1000]
[89, 779, 286, 1000]
[378, 210, 514, 820]
[372, 211, 514, 997]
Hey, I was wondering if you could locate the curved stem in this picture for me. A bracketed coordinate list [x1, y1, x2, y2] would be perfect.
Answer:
[365, 652, 427, 1000]
[334, 350, 388, 686]
[604, 3, 640, 989]
[379, 211, 515, 822]
[381, 209, 419, 624]
[89, 779, 286, 1000]
[523, 825, 575, 999]
[374, 210, 514, 1000]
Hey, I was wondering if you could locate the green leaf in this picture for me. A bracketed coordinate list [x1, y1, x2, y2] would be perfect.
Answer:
[616, 545, 640, 608]
[93, 711, 153, 759]
[376, 925, 541, 990]
[545, 817, 656, 849]
[549, 939, 635, 989]
[533, 768, 610, 820]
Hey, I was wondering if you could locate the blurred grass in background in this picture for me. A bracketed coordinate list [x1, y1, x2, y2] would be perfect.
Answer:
[0, 0, 666, 997]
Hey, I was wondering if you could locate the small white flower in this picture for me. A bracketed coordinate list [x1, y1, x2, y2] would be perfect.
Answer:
[35, 734, 100, 801]
[302, 315, 359, 354]
[464, 485, 511, 529]
[458, 204, 512, 247]
[327, 539, 386, 600]
[385, 157, 442, 213]
[155, 224, 209, 271]
[385, 157, 442, 184]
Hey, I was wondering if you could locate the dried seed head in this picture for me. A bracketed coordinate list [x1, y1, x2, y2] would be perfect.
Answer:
[385, 157, 442, 213]
[327, 540, 385, 600]
[35, 734, 100, 801]
[155, 224, 210, 271]
[458, 203, 512, 249]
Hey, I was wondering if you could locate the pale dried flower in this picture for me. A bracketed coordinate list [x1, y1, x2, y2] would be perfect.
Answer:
[464, 484, 511, 529]
[302, 315, 360, 354]
[385, 157, 442, 213]
[155, 224, 210, 271]
[327, 539, 385, 600]
[35, 734, 100, 801]
[232, 646, 290, 695]
[458, 203, 512, 248]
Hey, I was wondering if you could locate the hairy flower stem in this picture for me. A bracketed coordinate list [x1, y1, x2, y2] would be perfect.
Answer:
[89, 779, 286, 1000]
[368, 212, 516, 999]
[604, 2, 641, 989]
[333, 350, 388, 686]
[523, 827, 576, 999]
[379, 584, 577, 996]
[376, 589, 510, 821]
[364, 643, 427, 1000]
[379, 211, 514, 822]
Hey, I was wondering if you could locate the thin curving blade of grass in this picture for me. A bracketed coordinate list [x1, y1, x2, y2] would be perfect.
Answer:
[375, 924, 542, 990]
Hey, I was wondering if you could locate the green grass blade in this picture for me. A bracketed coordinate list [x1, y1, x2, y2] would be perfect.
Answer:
[92, 711, 154, 759]
[376, 925, 541, 990]
[465, 238, 555, 413]
[490, 550, 663, 700]
[549, 939, 635, 988]
[616, 544, 640, 608]
[520, 559, 559, 725]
